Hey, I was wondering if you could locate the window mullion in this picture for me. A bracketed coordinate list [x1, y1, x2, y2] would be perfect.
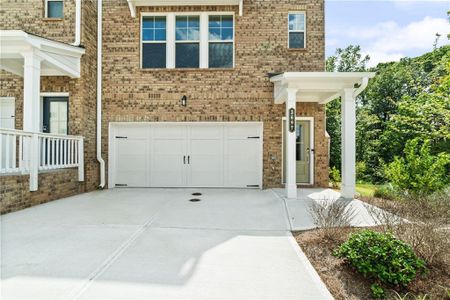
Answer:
[167, 13, 175, 69]
[200, 13, 209, 69]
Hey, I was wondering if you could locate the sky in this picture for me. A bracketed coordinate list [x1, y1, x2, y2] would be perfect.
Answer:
[325, 0, 450, 66]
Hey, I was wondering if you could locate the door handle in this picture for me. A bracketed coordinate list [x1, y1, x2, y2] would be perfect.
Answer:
[183, 155, 186, 164]
[188, 156, 190, 164]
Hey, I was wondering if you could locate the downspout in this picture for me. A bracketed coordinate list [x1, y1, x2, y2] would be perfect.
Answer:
[72, 0, 81, 46]
[97, 0, 106, 188]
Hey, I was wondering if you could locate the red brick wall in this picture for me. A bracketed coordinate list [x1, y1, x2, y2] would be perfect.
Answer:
[101, 0, 327, 188]
[0, 0, 99, 214]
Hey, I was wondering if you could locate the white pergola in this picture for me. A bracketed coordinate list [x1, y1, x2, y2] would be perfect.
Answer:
[270, 72, 376, 199]
[0, 30, 85, 132]
[126, 0, 244, 17]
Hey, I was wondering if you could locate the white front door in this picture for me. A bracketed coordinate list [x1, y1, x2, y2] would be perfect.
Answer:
[110, 123, 262, 188]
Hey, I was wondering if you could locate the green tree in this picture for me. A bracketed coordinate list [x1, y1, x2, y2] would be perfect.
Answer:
[385, 138, 450, 195]
[326, 45, 370, 170]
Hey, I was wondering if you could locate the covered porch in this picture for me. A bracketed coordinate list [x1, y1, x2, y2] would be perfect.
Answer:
[270, 72, 376, 199]
[0, 30, 86, 191]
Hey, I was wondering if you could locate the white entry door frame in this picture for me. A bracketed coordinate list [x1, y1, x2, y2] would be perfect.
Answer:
[108, 122, 263, 189]
[281, 116, 314, 185]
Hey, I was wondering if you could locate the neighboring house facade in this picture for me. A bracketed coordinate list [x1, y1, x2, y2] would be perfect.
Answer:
[0, 0, 374, 214]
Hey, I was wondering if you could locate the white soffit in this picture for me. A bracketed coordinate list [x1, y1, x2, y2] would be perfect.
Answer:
[270, 72, 376, 104]
[0, 30, 85, 78]
[127, 0, 243, 17]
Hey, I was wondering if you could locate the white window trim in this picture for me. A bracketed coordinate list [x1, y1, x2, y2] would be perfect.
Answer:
[175, 15, 201, 68]
[208, 14, 235, 68]
[141, 16, 168, 68]
[45, 0, 64, 19]
[288, 11, 306, 49]
[140, 11, 235, 69]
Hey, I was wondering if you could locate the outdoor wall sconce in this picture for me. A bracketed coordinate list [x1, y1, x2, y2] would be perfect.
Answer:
[289, 108, 296, 132]
[181, 95, 187, 107]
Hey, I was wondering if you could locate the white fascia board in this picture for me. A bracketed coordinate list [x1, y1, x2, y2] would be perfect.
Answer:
[0, 30, 85, 58]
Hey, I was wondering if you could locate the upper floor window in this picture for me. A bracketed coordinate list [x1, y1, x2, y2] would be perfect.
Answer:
[142, 16, 167, 68]
[288, 12, 306, 49]
[209, 15, 234, 68]
[141, 12, 234, 69]
[45, 0, 63, 19]
[176, 16, 200, 68]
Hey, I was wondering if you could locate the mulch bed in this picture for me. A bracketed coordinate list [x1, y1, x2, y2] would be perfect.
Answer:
[293, 228, 450, 300]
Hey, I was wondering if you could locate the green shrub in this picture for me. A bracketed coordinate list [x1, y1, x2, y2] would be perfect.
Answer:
[384, 138, 450, 195]
[334, 230, 426, 298]
[329, 166, 341, 188]
[373, 185, 397, 200]
[356, 161, 368, 182]
[371, 284, 385, 299]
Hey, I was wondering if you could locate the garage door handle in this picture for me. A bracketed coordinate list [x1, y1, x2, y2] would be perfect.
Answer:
[183, 156, 186, 164]
[248, 136, 260, 139]
[188, 156, 190, 164]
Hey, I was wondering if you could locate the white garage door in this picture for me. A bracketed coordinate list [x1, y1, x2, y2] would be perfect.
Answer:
[109, 123, 262, 188]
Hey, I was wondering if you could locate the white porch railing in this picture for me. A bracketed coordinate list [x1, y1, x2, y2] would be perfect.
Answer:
[0, 128, 84, 191]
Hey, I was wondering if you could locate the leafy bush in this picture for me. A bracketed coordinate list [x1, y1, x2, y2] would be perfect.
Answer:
[373, 185, 398, 200]
[329, 167, 341, 189]
[356, 161, 369, 182]
[384, 138, 450, 195]
[371, 284, 385, 299]
[334, 230, 426, 298]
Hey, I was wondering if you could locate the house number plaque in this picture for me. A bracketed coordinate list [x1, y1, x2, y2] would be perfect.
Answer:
[289, 108, 296, 133]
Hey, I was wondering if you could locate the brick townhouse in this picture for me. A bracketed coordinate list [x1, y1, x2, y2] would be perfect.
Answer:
[0, 0, 374, 213]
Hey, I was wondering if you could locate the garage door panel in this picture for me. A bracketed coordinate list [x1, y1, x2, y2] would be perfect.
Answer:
[226, 125, 260, 139]
[225, 139, 260, 187]
[153, 126, 185, 139]
[115, 138, 149, 187]
[190, 126, 222, 139]
[112, 123, 261, 188]
[153, 139, 185, 155]
[151, 136, 186, 186]
[116, 126, 148, 138]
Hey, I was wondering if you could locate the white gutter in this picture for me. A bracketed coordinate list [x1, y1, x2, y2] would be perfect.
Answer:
[97, 0, 106, 188]
[353, 77, 369, 98]
[72, 0, 81, 46]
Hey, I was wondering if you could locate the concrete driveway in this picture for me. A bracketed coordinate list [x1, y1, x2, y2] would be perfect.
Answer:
[1, 188, 333, 300]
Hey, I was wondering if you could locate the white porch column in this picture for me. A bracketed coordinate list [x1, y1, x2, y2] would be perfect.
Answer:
[341, 88, 356, 199]
[22, 50, 42, 132]
[285, 88, 298, 199]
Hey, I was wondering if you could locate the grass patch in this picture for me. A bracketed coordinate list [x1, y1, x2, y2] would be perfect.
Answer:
[355, 183, 380, 197]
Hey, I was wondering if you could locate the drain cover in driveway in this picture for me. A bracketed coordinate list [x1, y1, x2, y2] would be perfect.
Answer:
[189, 199, 201, 202]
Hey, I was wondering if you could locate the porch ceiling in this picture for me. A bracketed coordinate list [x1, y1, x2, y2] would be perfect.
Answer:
[0, 30, 85, 78]
[270, 72, 376, 104]
[126, 0, 243, 17]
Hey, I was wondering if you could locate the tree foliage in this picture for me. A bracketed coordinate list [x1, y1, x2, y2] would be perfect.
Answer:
[326, 44, 450, 185]
[384, 139, 450, 195]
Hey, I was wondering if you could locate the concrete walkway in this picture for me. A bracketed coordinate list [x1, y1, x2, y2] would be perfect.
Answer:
[1, 188, 333, 300]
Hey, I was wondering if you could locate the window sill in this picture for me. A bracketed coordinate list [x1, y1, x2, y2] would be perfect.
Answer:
[140, 68, 236, 72]
[288, 48, 308, 52]
[43, 17, 64, 21]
